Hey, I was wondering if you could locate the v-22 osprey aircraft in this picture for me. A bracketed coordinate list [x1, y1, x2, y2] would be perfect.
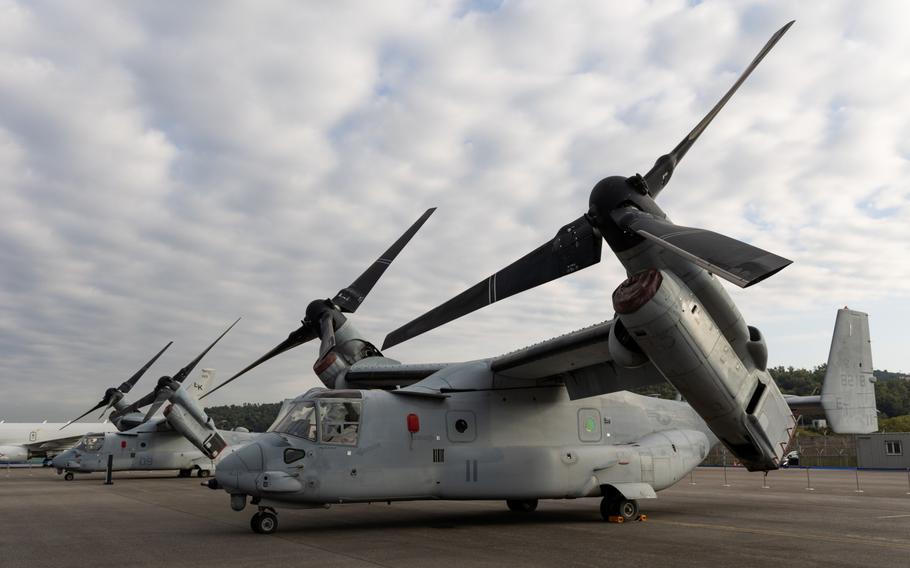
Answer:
[207, 21, 878, 534]
[54, 320, 258, 480]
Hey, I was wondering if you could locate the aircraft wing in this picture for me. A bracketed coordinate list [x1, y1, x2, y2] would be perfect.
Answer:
[350, 323, 666, 399]
[343, 359, 452, 389]
[22, 434, 86, 456]
[490, 320, 667, 399]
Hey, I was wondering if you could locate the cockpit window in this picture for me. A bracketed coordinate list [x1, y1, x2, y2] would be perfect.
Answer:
[270, 402, 317, 441]
[77, 434, 105, 452]
[318, 400, 361, 446]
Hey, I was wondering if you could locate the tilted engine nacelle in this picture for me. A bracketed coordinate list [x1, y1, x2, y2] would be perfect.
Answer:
[163, 384, 227, 459]
[0, 445, 28, 463]
[613, 269, 795, 471]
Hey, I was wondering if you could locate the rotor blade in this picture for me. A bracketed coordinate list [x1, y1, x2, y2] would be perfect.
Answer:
[612, 207, 791, 287]
[59, 399, 107, 430]
[171, 318, 241, 384]
[383, 214, 602, 349]
[333, 207, 436, 313]
[643, 20, 794, 198]
[99, 398, 118, 419]
[142, 396, 169, 423]
[117, 341, 173, 394]
[200, 324, 318, 400]
[113, 389, 159, 418]
[318, 312, 336, 359]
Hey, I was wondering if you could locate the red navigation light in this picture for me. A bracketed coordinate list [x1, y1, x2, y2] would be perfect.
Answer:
[407, 413, 420, 433]
[120, 440, 127, 449]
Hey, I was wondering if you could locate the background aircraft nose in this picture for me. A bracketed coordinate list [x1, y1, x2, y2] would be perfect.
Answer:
[51, 452, 70, 469]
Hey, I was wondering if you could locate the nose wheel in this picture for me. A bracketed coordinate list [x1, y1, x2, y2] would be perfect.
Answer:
[250, 507, 279, 534]
[63, 471, 74, 481]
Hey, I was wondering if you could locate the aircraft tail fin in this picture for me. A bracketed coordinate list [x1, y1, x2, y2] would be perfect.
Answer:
[187, 368, 216, 400]
[820, 308, 877, 433]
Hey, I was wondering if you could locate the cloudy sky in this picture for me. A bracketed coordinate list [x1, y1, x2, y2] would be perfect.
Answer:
[1, 0, 908, 421]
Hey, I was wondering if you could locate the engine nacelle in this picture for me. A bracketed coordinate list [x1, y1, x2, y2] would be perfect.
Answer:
[0, 445, 28, 463]
[164, 386, 227, 459]
[613, 269, 795, 471]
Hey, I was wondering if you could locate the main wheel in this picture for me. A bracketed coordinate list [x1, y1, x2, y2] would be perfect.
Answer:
[251, 511, 278, 534]
[600, 497, 639, 522]
[64, 472, 74, 481]
[197, 469, 210, 478]
[506, 499, 538, 512]
[177, 469, 192, 478]
[250, 512, 262, 533]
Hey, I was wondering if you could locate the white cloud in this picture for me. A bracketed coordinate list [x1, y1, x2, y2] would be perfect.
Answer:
[0, 0, 908, 420]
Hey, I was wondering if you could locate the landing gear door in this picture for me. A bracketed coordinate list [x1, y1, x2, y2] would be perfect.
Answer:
[446, 411, 476, 443]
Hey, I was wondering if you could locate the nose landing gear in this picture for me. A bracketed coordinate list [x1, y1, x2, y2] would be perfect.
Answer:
[250, 506, 278, 534]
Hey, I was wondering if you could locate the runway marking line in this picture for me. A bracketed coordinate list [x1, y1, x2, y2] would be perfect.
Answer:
[877, 514, 910, 519]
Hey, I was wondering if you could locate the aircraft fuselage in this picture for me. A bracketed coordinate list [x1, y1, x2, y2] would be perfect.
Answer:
[216, 386, 714, 509]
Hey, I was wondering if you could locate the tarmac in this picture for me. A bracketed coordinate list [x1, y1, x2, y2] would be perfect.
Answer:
[2, 465, 909, 568]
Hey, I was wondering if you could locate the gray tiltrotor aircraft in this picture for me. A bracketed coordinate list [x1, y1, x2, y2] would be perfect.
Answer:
[54, 320, 258, 480]
[208, 21, 878, 534]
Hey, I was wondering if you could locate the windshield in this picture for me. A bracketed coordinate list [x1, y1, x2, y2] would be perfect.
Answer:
[270, 402, 317, 441]
[76, 434, 105, 452]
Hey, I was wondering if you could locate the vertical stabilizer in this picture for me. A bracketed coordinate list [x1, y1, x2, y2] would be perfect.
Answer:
[821, 309, 877, 433]
[187, 369, 216, 400]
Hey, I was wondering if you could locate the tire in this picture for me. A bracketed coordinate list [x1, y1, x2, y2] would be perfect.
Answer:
[177, 469, 191, 478]
[252, 511, 278, 535]
[197, 469, 210, 478]
[506, 499, 538, 512]
[600, 497, 639, 522]
[64, 472, 74, 481]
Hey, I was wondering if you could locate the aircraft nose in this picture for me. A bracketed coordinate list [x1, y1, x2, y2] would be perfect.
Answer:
[215, 442, 263, 494]
[52, 452, 71, 470]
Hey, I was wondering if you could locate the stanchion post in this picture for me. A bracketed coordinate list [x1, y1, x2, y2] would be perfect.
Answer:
[104, 454, 114, 485]
[722, 449, 730, 487]
[805, 466, 814, 491]
[854, 467, 863, 494]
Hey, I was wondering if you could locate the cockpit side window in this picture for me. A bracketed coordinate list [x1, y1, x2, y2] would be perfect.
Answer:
[270, 402, 317, 441]
[77, 434, 105, 452]
[318, 400, 361, 446]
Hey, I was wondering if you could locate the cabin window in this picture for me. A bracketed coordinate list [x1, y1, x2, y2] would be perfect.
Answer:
[318, 400, 361, 446]
[885, 440, 903, 456]
[271, 402, 317, 442]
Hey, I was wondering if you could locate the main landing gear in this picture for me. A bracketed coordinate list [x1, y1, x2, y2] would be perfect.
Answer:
[600, 496, 640, 522]
[63, 472, 74, 481]
[250, 507, 279, 534]
[506, 499, 539, 512]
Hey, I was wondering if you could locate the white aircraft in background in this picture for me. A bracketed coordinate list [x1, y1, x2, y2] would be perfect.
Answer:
[0, 421, 119, 464]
